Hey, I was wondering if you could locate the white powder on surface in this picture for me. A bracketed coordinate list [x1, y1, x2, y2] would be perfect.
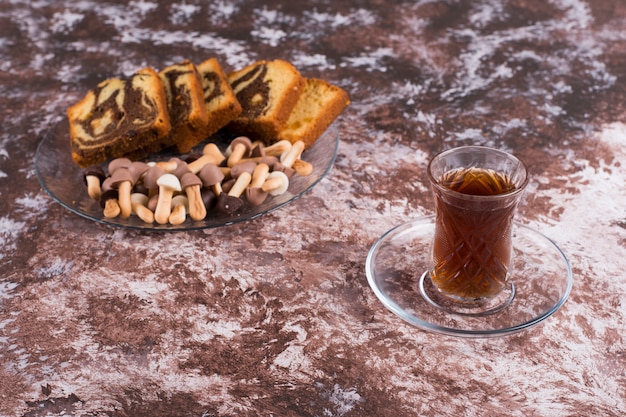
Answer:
[170, 2, 201, 25]
[131, 0, 158, 16]
[0, 217, 26, 262]
[50, 10, 84, 34]
[251, 26, 287, 47]
[0, 282, 19, 303]
[207, 1, 239, 25]
[291, 53, 337, 71]
[324, 384, 363, 416]
[530, 122, 626, 281]
[341, 47, 395, 73]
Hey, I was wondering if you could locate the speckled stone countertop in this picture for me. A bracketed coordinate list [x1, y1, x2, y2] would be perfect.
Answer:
[1, 0, 625, 416]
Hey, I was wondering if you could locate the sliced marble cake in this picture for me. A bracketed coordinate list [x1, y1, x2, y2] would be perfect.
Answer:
[276, 78, 350, 149]
[226, 59, 305, 144]
[158, 60, 209, 154]
[193, 57, 242, 152]
[67, 67, 171, 167]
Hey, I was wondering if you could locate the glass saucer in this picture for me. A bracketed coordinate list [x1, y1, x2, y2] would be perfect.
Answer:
[365, 216, 573, 338]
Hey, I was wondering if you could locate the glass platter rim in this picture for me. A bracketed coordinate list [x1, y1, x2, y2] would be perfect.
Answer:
[35, 119, 339, 232]
[365, 215, 574, 338]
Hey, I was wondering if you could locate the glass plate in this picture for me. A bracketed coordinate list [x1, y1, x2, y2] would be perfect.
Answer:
[366, 216, 573, 338]
[35, 119, 339, 231]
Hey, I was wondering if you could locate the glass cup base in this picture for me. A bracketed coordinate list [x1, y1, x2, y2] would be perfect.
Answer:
[418, 271, 515, 316]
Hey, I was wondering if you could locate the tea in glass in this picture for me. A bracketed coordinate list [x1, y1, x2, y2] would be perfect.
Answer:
[427, 146, 528, 302]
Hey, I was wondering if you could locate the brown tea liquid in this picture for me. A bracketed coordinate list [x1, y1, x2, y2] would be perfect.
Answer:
[430, 167, 519, 300]
[440, 167, 516, 196]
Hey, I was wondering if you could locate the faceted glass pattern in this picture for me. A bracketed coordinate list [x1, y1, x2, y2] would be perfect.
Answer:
[427, 146, 528, 302]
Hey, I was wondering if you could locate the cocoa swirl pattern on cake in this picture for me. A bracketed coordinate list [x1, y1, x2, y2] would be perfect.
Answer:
[154, 60, 208, 154]
[161, 69, 194, 125]
[230, 63, 270, 119]
[67, 67, 171, 167]
[76, 76, 159, 145]
[159, 60, 207, 131]
[201, 71, 224, 106]
[192, 57, 243, 151]
[226, 60, 305, 143]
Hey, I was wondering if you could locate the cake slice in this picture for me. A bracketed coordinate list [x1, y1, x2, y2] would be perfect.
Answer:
[194, 57, 242, 151]
[277, 78, 350, 149]
[227, 59, 305, 144]
[157, 60, 209, 154]
[67, 67, 171, 167]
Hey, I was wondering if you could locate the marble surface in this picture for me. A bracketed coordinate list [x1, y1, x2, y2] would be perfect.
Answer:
[1, 0, 625, 415]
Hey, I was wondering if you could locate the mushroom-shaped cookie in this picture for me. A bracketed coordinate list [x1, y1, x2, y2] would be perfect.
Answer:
[280, 140, 305, 169]
[262, 171, 290, 196]
[130, 160, 149, 178]
[231, 171, 252, 195]
[201, 188, 218, 212]
[292, 158, 313, 176]
[168, 195, 189, 225]
[155, 157, 183, 174]
[221, 178, 236, 195]
[130, 193, 154, 223]
[227, 136, 253, 167]
[143, 165, 166, 198]
[187, 143, 226, 173]
[263, 140, 292, 157]
[245, 162, 270, 206]
[109, 161, 148, 219]
[225, 160, 253, 194]
[132, 180, 149, 196]
[271, 161, 296, 179]
[147, 193, 158, 212]
[216, 170, 252, 214]
[83, 167, 106, 201]
[180, 172, 206, 221]
[99, 177, 120, 218]
[250, 142, 266, 158]
[170, 158, 192, 179]
[184, 153, 203, 164]
[198, 164, 225, 197]
[107, 157, 132, 174]
[154, 173, 182, 224]
[256, 155, 279, 166]
[216, 188, 242, 215]
[229, 160, 257, 180]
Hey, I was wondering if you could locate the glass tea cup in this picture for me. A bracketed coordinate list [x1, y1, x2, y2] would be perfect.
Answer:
[427, 146, 529, 305]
